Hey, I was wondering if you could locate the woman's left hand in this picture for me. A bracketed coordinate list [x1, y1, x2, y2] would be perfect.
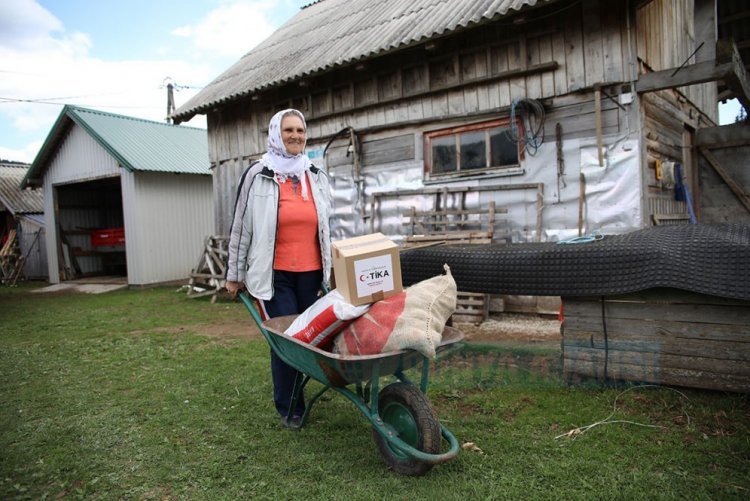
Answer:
[225, 280, 245, 298]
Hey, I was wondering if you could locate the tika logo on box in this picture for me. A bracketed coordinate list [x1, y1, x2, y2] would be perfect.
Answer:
[354, 254, 394, 298]
[359, 269, 390, 281]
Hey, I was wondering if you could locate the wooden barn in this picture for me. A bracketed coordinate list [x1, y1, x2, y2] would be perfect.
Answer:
[170, 0, 750, 391]
[173, 0, 748, 243]
[21, 106, 213, 286]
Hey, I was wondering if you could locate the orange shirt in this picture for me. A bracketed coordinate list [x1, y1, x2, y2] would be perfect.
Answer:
[274, 175, 322, 271]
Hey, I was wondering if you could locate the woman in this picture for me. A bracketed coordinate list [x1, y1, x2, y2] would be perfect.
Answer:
[225, 109, 332, 428]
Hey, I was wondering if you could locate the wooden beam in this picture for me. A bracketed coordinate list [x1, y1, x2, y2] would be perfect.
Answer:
[716, 40, 750, 111]
[700, 147, 750, 213]
[636, 60, 732, 93]
[594, 85, 603, 166]
[636, 41, 750, 112]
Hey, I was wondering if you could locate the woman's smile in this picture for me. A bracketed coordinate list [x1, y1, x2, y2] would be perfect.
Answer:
[281, 115, 306, 155]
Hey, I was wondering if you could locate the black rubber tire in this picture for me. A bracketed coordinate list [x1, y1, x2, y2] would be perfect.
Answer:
[372, 382, 441, 476]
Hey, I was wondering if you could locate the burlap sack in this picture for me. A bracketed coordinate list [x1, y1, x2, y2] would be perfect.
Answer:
[333, 264, 457, 358]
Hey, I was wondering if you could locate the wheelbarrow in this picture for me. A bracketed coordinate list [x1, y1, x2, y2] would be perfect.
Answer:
[238, 291, 464, 476]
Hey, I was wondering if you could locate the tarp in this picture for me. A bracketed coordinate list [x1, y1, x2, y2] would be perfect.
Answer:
[400, 223, 750, 300]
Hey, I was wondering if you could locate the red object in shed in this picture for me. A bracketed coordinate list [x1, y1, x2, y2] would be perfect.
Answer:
[90, 228, 125, 247]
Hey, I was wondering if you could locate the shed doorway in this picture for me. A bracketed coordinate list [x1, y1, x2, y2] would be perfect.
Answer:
[54, 177, 127, 281]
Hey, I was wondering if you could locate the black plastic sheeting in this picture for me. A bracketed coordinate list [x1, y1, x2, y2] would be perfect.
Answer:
[400, 223, 750, 300]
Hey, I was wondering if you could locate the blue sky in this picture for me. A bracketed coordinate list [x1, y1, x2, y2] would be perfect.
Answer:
[0, 0, 745, 164]
[0, 0, 310, 162]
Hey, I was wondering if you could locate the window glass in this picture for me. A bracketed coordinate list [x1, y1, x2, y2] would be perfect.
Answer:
[490, 127, 518, 167]
[431, 135, 456, 173]
[460, 131, 486, 170]
[425, 118, 521, 179]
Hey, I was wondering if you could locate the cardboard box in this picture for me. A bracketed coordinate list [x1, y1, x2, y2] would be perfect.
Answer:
[331, 233, 402, 306]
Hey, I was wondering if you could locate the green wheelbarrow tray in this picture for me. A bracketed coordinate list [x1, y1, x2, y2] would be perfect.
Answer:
[239, 291, 463, 474]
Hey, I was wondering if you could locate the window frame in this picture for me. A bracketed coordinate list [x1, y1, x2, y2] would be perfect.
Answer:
[423, 117, 524, 180]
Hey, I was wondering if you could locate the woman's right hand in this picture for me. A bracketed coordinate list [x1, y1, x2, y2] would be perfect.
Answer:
[225, 280, 245, 298]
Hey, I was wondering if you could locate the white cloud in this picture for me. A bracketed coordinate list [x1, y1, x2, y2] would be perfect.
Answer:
[0, 0, 63, 49]
[171, 1, 277, 58]
[0, 0, 302, 163]
[0, 140, 43, 165]
[0, 1, 218, 162]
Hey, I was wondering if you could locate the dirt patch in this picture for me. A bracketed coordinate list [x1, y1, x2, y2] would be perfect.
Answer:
[129, 319, 262, 340]
[145, 312, 561, 347]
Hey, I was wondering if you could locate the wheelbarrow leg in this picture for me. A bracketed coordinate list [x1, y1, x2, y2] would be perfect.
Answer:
[283, 372, 310, 430]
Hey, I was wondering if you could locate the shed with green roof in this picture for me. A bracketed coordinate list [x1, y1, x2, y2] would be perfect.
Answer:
[22, 105, 212, 286]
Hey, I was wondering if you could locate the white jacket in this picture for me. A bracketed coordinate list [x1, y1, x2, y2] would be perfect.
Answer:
[226, 162, 332, 300]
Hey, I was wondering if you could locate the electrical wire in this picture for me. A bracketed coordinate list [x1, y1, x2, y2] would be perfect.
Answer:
[506, 97, 546, 156]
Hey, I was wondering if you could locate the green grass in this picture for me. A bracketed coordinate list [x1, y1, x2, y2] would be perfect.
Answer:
[1, 283, 748, 500]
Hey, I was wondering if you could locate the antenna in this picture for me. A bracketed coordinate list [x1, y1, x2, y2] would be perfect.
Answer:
[163, 77, 175, 124]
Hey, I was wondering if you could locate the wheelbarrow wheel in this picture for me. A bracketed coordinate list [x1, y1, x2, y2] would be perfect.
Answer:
[372, 382, 441, 476]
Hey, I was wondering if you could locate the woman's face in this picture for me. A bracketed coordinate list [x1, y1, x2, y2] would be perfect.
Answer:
[280, 115, 306, 156]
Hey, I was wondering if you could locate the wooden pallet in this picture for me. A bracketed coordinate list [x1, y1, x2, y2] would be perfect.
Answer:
[401, 202, 507, 248]
[452, 291, 491, 324]
[402, 203, 505, 323]
[187, 235, 229, 303]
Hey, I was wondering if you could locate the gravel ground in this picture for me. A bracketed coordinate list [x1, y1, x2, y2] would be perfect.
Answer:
[454, 313, 561, 348]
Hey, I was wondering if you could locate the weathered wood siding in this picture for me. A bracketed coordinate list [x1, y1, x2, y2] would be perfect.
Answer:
[563, 289, 750, 393]
[636, 0, 719, 225]
[209, 0, 636, 235]
[636, 0, 717, 121]
[695, 124, 750, 223]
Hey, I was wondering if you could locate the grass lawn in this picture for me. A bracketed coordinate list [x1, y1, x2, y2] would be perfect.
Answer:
[1, 283, 748, 500]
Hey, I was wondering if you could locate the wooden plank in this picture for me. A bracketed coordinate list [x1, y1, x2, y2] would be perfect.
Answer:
[594, 85, 603, 166]
[525, 36, 542, 99]
[636, 61, 734, 94]
[565, 309, 750, 343]
[563, 357, 750, 393]
[582, 0, 604, 87]
[563, 298, 750, 326]
[565, 346, 750, 376]
[361, 134, 415, 166]
[403, 208, 506, 218]
[563, 328, 750, 362]
[699, 147, 750, 213]
[562, 0, 585, 92]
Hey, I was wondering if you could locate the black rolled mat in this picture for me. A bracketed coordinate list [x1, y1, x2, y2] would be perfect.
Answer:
[399, 223, 750, 300]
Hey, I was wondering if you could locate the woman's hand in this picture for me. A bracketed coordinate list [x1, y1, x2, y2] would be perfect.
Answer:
[225, 280, 245, 298]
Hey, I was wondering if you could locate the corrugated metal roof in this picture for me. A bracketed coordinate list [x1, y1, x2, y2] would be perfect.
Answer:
[22, 105, 210, 188]
[0, 164, 44, 214]
[173, 0, 552, 121]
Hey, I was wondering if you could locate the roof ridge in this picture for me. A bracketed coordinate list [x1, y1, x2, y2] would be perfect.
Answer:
[66, 105, 206, 131]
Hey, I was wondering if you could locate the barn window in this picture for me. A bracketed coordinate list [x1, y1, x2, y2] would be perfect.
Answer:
[424, 118, 522, 179]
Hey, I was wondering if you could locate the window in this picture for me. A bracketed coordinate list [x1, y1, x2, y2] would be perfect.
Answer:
[424, 118, 523, 179]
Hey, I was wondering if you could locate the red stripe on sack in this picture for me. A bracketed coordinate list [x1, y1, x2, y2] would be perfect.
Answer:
[290, 306, 339, 344]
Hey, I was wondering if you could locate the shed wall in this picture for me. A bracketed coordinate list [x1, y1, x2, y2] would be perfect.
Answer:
[123, 171, 213, 285]
[17, 216, 47, 280]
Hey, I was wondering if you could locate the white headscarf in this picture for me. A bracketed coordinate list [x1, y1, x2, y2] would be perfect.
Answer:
[260, 109, 312, 200]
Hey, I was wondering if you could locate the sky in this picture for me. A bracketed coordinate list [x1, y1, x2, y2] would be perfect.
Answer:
[0, 0, 311, 163]
[0, 0, 745, 164]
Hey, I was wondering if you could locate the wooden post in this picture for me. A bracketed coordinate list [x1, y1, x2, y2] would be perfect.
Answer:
[578, 173, 586, 236]
[594, 84, 604, 166]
